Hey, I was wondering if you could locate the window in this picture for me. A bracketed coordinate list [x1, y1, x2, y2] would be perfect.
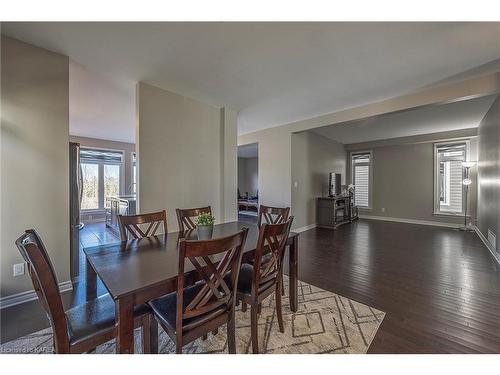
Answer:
[80, 148, 123, 211]
[81, 163, 99, 210]
[434, 142, 468, 215]
[351, 152, 372, 208]
[104, 164, 120, 204]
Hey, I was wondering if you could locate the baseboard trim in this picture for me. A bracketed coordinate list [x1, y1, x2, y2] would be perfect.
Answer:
[473, 225, 500, 265]
[0, 281, 73, 309]
[359, 215, 462, 229]
[293, 223, 317, 233]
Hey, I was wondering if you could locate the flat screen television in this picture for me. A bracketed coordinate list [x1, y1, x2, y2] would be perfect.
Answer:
[328, 173, 341, 197]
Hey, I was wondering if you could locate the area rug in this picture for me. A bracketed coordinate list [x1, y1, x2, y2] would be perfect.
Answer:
[0, 277, 384, 354]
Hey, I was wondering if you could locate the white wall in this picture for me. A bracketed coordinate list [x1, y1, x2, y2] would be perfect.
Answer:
[238, 157, 258, 197]
[477, 95, 500, 257]
[239, 127, 292, 209]
[291, 132, 346, 229]
[1, 36, 70, 298]
[220, 107, 238, 222]
[137, 82, 237, 230]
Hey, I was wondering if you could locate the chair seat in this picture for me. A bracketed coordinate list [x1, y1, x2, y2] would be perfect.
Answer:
[148, 283, 226, 333]
[66, 293, 150, 346]
[235, 263, 275, 295]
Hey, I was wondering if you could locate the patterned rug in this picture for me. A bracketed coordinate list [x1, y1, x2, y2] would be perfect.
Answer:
[0, 277, 384, 354]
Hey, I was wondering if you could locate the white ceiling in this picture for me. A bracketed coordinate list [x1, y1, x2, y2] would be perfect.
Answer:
[312, 95, 497, 144]
[238, 143, 258, 158]
[2, 22, 500, 138]
[70, 63, 136, 143]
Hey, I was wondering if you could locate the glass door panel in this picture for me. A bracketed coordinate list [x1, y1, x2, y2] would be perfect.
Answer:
[81, 163, 99, 210]
[104, 164, 120, 208]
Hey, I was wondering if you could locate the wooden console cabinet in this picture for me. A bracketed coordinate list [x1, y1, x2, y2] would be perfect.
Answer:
[317, 195, 358, 229]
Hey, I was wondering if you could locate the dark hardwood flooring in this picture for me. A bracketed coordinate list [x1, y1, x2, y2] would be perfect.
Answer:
[2, 218, 500, 353]
[291, 220, 500, 353]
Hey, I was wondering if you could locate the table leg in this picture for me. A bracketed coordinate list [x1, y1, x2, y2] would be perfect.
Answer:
[116, 296, 135, 354]
[289, 235, 299, 312]
[85, 257, 97, 301]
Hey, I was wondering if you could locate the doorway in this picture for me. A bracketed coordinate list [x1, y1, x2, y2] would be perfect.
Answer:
[237, 143, 259, 223]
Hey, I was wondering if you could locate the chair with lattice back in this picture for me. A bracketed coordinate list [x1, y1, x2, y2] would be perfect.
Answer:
[118, 210, 168, 241]
[15, 229, 156, 354]
[175, 206, 211, 232]
[257, 205, 290, 227]
[255, 205, 290, 296]
[236, 217, 293, 353]
[148, 227, 248, 353]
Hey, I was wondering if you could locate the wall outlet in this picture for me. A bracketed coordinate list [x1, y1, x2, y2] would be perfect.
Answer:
[13, 263, 25, 277]
[293, 181, 298, 188]
[381, 207, 386, 213]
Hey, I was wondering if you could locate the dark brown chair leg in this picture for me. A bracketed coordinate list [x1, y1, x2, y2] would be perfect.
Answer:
[250, 306, 259, 354]
[257, 303, 262, 314]
[176, 337, 183, 354]
[275, 287, 284, 333]
[281, 273, 285, 296]
[142, 314, 158, 354]
[227, 310, 236, 354]
[242, 302, 247, 312]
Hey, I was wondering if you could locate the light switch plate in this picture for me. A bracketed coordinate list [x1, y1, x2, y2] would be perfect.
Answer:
[13, 263, 25, 277]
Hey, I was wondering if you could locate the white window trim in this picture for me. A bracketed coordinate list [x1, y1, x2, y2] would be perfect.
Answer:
[433, 140, 470, 216]
[350, 150, 373, 210]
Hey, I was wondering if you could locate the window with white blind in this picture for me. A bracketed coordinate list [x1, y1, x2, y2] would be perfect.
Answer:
[351, 152, 372, 208]
[434, 142, 468, 215]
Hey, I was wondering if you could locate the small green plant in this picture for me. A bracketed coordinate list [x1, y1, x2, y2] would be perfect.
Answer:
[195, 213, 215, 226]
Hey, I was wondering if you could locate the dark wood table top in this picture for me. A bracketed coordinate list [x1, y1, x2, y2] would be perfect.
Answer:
[83, 221, 298, 300]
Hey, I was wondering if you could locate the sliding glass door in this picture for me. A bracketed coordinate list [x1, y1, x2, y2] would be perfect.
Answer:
[81, 163, 99, 210]
[80, 148, 123, 212]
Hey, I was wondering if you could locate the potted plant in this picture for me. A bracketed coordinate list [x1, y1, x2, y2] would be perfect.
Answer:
[195, 213, 215, 239]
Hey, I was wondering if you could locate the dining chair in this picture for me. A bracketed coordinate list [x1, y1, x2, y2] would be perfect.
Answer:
[235, 217, 294, 353]
[175, 206, 211, 233]
[118, 210, 168, 241]
[148, 228, 249, 354]
[15, 229, 157, 354]
[257, 204, 290, 227]
[256, 205, 290, 296]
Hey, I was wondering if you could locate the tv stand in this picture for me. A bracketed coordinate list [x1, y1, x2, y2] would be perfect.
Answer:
[317, 195, 358, 229]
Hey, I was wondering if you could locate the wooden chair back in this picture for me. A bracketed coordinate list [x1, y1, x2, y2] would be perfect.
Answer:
[15, 230, 70, 353]
[257, 205, 290, 227]
[176, 228, 249, 333]
[176, 206, 212, 232]
[253, 217, 294, 292]
[118, 210, 168, 241]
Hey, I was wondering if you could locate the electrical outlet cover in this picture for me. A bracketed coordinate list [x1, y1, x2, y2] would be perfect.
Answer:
[13, 263, 25, 277]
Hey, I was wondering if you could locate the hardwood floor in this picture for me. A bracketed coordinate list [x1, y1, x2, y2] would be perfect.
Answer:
[288, 220, 500, 353]
[2, 218, 500, 353]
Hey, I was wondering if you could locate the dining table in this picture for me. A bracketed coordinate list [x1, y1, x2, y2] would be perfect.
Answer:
[83, 220, 300, 354]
